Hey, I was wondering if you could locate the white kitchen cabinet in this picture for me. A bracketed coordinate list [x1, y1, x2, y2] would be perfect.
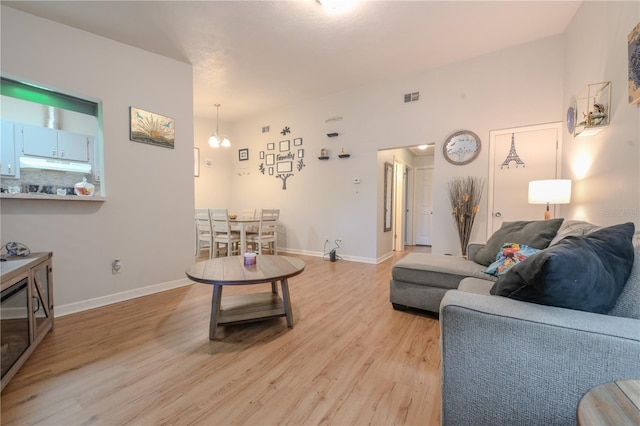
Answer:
[57, 131, 92, 162]
[22, 123, 91, 162]
[1, 120, 20, 178]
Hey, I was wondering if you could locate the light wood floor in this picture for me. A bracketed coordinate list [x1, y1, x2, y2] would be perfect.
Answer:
[1, 246, 440, 426]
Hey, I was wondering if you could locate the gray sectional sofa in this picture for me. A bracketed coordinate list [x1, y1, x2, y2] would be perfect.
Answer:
[389, 219, 640, 425]
[389, 243, 496, 313]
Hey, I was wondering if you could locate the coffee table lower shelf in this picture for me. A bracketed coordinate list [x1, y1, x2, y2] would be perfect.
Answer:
[218, 292, 286, 325]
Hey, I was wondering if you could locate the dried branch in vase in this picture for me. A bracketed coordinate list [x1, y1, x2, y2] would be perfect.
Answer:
[448, 176, 484, 257]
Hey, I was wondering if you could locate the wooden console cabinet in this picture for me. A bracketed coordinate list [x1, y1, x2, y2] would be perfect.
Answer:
[1, 252, 54, 391]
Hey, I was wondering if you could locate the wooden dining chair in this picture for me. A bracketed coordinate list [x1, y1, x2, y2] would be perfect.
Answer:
[246, 209, 279, 255]
[194, 208, 212, 258]
[242, 208, 259, 240]
[209, 208, 241, 257]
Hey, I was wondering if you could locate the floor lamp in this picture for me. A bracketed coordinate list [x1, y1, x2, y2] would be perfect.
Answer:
[528, 179, 572, 220]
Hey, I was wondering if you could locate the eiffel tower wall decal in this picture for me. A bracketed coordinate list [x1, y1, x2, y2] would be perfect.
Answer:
[500, 133, 526, 169]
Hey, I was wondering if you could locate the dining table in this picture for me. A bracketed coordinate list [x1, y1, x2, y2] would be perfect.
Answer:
[230, 217, 260, 254]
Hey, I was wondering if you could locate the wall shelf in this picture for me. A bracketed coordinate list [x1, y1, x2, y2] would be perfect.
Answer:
[573, 81, 611, 137]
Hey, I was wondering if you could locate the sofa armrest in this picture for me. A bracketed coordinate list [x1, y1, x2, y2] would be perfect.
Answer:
[440, 290, 640, 426]
[466, 242, 484, 262]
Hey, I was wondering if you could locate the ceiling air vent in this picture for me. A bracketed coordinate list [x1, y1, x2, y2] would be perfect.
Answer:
[403, 91, 420, 103]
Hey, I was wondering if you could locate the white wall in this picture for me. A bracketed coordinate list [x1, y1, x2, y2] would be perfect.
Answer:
[220, 35, 564, 260]
[562, 1, 640, 227]
[1, 7, 195, 314]
[194, 115, 233, 208]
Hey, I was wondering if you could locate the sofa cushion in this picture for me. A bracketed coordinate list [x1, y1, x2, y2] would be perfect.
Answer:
[392, 253, 496, 291]
[609, 243, 640, 319]
[484, 243, 539, 277]
[475, 219, 563, 266]
[490, 222, 635, 314]
[549, 219, 599, 246]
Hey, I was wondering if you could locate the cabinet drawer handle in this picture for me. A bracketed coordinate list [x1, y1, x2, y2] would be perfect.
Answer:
[52, 147, 56, 156]
[32, 296, 40, 314]
[60, 149, 65, 158]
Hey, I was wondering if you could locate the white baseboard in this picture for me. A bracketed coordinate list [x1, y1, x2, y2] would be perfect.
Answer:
[56, 249, 383, 317]
[281, 248, 379, 264]
[55, 278, 193, 317]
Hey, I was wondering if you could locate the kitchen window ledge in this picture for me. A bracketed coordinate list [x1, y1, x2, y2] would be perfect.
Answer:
[1, 193, 105, 202]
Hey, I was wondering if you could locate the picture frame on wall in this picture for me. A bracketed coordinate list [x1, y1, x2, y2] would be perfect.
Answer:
[129, 106, 175, 149]
[280, 140, 290, 152]
[294, 138, 303, 146]
[260, 151, 265, 160]
[629, 22, 640, 105]
[239, 148, 249, 161]
[267, 143, 275, 150]
[266, 154, 275, 166]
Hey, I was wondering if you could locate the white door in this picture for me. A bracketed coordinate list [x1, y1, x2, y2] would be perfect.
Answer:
[488, 122, 562, 236]
[415, 166, 433, 245]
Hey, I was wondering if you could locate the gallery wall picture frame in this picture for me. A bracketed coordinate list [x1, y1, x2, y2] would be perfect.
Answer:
[239, 148, 249, 161]
[298, 149, 304, 158]
[194, 147, 200, 177]
[260, 151, 265, 160]
[266, 154, 275, 166]
[267, 143, 275, 150]
[130, 106, 175, 149]
[629, 22, 640, 105]
[280, 140, 290, 152]
[294, 138, 303, 146]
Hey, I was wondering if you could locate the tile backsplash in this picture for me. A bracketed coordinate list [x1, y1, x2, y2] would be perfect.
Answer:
[2, 169, 100, 195]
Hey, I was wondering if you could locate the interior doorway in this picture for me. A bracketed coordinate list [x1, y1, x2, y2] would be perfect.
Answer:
[378, 145, 435, 254]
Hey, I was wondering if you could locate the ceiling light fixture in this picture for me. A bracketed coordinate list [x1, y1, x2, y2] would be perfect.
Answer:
[316, 0, 356, 14]
[208, 104, 230, 148]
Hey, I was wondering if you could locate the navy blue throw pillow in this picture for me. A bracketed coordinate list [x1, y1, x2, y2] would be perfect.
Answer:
[490, 222, 635, 314]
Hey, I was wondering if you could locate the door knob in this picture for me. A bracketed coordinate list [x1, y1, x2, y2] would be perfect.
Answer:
[495, 212, 502, 217]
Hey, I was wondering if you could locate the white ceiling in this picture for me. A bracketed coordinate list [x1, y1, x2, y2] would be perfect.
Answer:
[4, 1, 580, 123]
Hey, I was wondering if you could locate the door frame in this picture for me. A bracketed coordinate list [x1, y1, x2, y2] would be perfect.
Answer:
[487, 122, 563, 237]
[404, 165, 414, 245]
[393, 158, 405, 252]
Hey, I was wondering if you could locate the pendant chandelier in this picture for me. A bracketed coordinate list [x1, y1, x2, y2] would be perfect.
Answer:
[208, 104, 230, 148]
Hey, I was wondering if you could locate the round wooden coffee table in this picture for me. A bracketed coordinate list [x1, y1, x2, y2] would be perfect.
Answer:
[577, 379, 640, 425]
[186, 255, 305, 340]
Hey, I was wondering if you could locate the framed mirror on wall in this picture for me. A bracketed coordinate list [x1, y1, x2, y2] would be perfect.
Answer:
[384, 162, 393, 232]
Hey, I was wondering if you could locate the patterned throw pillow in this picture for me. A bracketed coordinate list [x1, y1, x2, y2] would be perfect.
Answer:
[484, 243, 539, 277]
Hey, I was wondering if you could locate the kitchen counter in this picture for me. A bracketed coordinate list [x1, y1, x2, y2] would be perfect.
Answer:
[1, 193, 105, 202]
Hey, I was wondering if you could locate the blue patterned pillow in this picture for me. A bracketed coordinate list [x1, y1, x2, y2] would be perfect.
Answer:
[485, 243, 539, 277]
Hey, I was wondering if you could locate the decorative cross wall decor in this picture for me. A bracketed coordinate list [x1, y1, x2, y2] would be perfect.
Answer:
[258, 126, 305, 190]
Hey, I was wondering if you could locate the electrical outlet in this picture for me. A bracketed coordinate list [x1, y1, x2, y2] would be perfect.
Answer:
[112, 259, 122, 274]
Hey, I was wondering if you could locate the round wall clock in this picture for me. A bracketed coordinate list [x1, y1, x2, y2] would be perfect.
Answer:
[566, 106, 575, 135]
[443, 130, 481, 165]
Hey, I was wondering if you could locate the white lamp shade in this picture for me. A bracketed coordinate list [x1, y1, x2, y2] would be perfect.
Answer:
[528, 179, 572, 204]
[208, 133, 220, 148]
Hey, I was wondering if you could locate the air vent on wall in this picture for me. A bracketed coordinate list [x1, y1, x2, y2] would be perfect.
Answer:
[404, 91, 420, 103]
